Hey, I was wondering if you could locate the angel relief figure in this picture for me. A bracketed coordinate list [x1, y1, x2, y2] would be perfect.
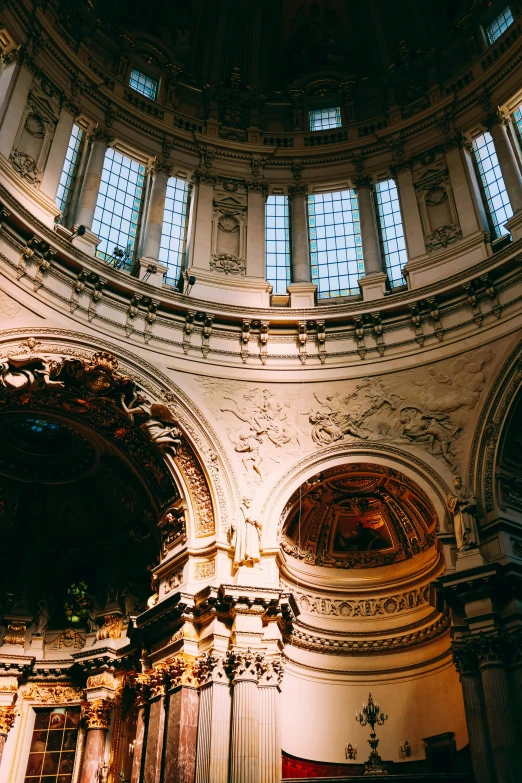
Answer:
[121, 393, 182, 455]
[0, 352, 65, 390]
[308, 392, 368, 446]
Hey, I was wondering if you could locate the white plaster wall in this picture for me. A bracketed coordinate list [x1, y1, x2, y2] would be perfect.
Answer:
[280, 660, 467, 764]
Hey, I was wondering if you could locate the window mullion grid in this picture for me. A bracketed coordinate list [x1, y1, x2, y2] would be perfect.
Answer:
[471, 132, 513, 239]
[160, 177, 190, 287]
[375, 179, 407, 288]
[308, 189, 364, 299]
[265, 194, 291, 294]
[55, 124, 83, 223]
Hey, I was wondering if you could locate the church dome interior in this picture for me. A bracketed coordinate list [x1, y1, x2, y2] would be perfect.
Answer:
[0, 0, 522, 781]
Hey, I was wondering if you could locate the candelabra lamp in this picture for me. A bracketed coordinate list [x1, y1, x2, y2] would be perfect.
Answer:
[399, 739, 411, 758]
[356, 692, 389, 775]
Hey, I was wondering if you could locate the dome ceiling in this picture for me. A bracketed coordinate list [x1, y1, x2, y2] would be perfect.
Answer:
[281, 464, 437, 568]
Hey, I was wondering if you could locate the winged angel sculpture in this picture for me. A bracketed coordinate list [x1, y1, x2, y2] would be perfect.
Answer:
[121, 393, 182, 456]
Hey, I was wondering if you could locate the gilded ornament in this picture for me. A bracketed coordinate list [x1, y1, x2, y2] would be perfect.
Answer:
[83, 699, 113, 730]
[22, 684, 84, 704]
[4, 620, 27, 645]
[0, 707, 16, 736]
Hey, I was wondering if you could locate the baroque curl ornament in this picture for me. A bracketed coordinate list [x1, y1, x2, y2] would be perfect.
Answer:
[0, 707, 16, 737]
[82, 699, 113, 730]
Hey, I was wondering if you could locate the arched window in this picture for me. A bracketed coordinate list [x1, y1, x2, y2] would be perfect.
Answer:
[308, 189, 364, 298]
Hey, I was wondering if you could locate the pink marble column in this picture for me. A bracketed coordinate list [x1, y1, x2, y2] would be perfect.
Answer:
[79, 700, 113, 783]
[164, 685, 199, 783]
[142, 696, 167, 783]
[130, 705, 146, 783]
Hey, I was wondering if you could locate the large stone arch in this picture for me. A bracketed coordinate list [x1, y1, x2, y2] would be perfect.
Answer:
[0, 327, 238, 543]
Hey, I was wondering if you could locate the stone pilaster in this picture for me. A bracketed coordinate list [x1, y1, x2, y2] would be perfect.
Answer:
[229, 650, 263, 783]
[195, 654, 232, 783]
[246, 181, 267, 279]
[452, 643, 495, 783]
[354, 175, 387, 300]
[79, 700, 113, 783]
[190, 170, 216, 271]
[395, 164, 425, 259]
[140, 160, 171, 263]
[288, 184, 316, 307]
[74, 127, 111, 253]
[488, 113, 522, 217]
[258, 658, 284, 783]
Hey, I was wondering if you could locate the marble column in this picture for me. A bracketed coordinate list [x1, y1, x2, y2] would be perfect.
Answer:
[287, 184, 316, 307]
[195, 656, 232, 783]
[489, 114, 522, 216]
[458, 672, 495, 783]
[395, 164, 425, 258]
[258, 660, 283, 783]
[246, 183, 266, 278]
[0, 707, 16, 769]
[354, 176, 387, 300]
[141, 161, 170, 261]
[142, 694, 167, 783]
[75, 128, 110, 230]
[229, 651, 261, 783]
[164, 673, 199, 783]
[479, 659, 520, 783]
[79, 700, 113, 783]
[130, 704, 146, 783]
[190, 171, 216, 271]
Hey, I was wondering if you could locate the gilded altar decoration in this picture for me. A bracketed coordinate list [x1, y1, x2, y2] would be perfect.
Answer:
[174, 443, 215, 536]
[83, 699, 113, 730]
[0, 706, 16, 736]
[22, 684, 85, 704]
[4, 620, 27, 645]
[0, 676, 18, 692]
[96, 616, 123, 641]
[86, 673, 117, 691]
[158, 507, 186, 553]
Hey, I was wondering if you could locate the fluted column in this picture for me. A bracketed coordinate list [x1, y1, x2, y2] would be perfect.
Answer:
[489, 113, 522, 216]
[0, 707, 16, 769]
[195, 655, 232, 783]
[453, 645, 495, 783]
[478, 636, 520, 783]
[79, 700, 113, 783]
[75, 128, 111, 229]
[288, 185, 310, 283]
[229, 651, 261, 783]
[141, 161, 170, 261]
[258, 659, 284, 783]
[246, 182, 267, 278]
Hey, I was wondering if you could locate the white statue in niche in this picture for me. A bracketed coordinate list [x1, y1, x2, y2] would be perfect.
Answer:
[231, 497, 262, 568]
[34, 598, 51, 637]
[448, 475, 480, 552]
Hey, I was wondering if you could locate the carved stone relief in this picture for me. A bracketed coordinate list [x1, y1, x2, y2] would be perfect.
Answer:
[9, 88, 59, 186]
[292, 584, 431, 617]
[413, 164, 461, 253]
[211, 192, 247, 275]
[198, 347, 492, 482]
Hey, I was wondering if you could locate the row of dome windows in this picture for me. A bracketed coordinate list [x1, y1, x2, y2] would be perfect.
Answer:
[54, 118, 520, 299]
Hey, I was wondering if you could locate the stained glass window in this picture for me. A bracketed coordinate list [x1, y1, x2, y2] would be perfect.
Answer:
[56, 124, 83, 219]
[308, 190, 364, 298]
[486, 6, 514, 44]
[92, 149, 146, 268]
[25, 707, 81, 783]
[129, 69, 158, 100]
[159, 177, 190, 286]
[375, 179, 407, 288]
[472, 131, 513, 238]
[309, 107, 342, 132]
[265, 195, 291, 294]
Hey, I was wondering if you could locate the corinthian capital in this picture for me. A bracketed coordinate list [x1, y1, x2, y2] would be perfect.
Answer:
[258, 654, 285, 686]
[82, 699, 113, 730]
[226, 648, 265, 683]
[194, 653, 230, 686]
[0, 707, 16, 737]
